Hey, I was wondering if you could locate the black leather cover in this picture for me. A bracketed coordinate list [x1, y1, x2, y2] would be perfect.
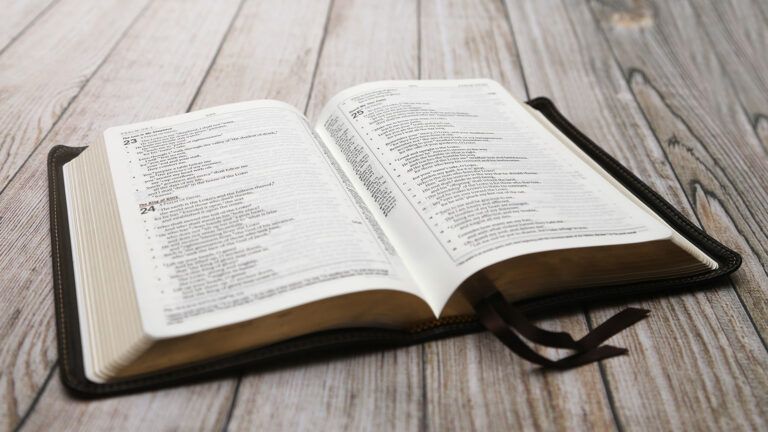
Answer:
[48, 98, 741, 397]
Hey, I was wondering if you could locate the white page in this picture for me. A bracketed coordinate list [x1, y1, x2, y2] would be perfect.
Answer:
[315, 79, 671, 313]
[63, 168, 96, 381]
[105, 100, 418, 338]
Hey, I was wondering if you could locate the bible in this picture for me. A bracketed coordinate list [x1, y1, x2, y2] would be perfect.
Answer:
[49, 79, 740, 396]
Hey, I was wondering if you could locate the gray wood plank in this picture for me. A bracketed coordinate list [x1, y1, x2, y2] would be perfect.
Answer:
[424, 327, 616, 431]
[0, 1, 764, 429]
[502, 0, 768, 430]
[419, 0, 526, 96]
[688, 0, 768, 150]
[302, 0, 420, 120]
[0, 0, 58, 53]
[226, 1, 423, 430]
[0, 0, 150, 194]
[0, 0, 244, 430]
[22, 378, 235, 431]
[0, 0, 152, 427]
[755, 0, 768, 21]
[229, 349, 424, 431]
[419, 1, 616, 430]
[589, 0, 768, 339]
[190, 0, 330, 111]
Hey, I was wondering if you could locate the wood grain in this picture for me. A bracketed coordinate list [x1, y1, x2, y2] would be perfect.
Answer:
[0, 0, 765, 430]
[229, 350, 424, 431]
[226, 1, 423, 430]
[0, 0, 150, 193]
[589, 0, 768, 339]
[419, 0, 526, 97]
[689, 0, 768, 152]
[0, 0, 150, 427]
[419, 1, 615, 430]
[424, 328, 616, 431]
[500, 0, 767, 429]
[190, 0, 330, 111]
[0, 0, 58, 52]
[304, 0, 419, 122]
[22, 378, 234, 432]
[0, 0, 243, 430]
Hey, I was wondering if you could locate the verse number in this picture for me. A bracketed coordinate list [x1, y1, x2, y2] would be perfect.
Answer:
[350, 109, 364, 119]
[140, 205, 155, 215]
[123, 138, 137, 145]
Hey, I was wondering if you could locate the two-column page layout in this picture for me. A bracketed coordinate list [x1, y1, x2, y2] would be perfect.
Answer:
[105, 101, 417, 337]
[100, 80, 686, 338]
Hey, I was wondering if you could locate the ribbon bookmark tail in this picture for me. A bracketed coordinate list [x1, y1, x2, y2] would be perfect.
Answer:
[474, 292, 649, 370]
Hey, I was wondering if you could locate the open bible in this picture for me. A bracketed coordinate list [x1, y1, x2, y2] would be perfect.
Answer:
[51, 79, 739, 393]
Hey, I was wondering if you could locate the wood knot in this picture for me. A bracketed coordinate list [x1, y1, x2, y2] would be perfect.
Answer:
[610, 5, 654, 29]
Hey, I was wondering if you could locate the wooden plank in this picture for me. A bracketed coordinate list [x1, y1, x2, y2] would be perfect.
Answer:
[419, 1, 615, 430]
[0, 0, 243, 429]
[615, 73, 768, 424]
[588, 0, 768, 338]
[225, 1, 424, 430]
[0, 0, 150, 194]
[503, 0, 768, 430]
[424, 326, 616, 431]
[190, 0, 330, 111]
[303, 0, 419, 122]
[689, 0, 768, 151]
[229, 350, 424, 431]
[21, 378, 235, 431]
[0, 0, 58, 52]
[756, 0, 768, 27]
[0, 0, 150, 428]
[419, 0, 526, 96]
[0, 1, 762, 429]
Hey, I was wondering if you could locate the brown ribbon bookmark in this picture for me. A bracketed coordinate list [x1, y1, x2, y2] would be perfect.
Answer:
[474, 292, 649, 369]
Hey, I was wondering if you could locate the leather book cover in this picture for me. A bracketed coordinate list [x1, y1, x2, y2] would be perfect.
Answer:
[48, 98, 741, 397]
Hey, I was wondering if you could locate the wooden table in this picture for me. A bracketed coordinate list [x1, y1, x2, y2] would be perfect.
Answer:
[1, 0, 766, 430]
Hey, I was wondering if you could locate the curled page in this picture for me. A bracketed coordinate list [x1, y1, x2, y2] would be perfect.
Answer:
[315, 80, 671, 312]
[105, 100, 417, 337]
